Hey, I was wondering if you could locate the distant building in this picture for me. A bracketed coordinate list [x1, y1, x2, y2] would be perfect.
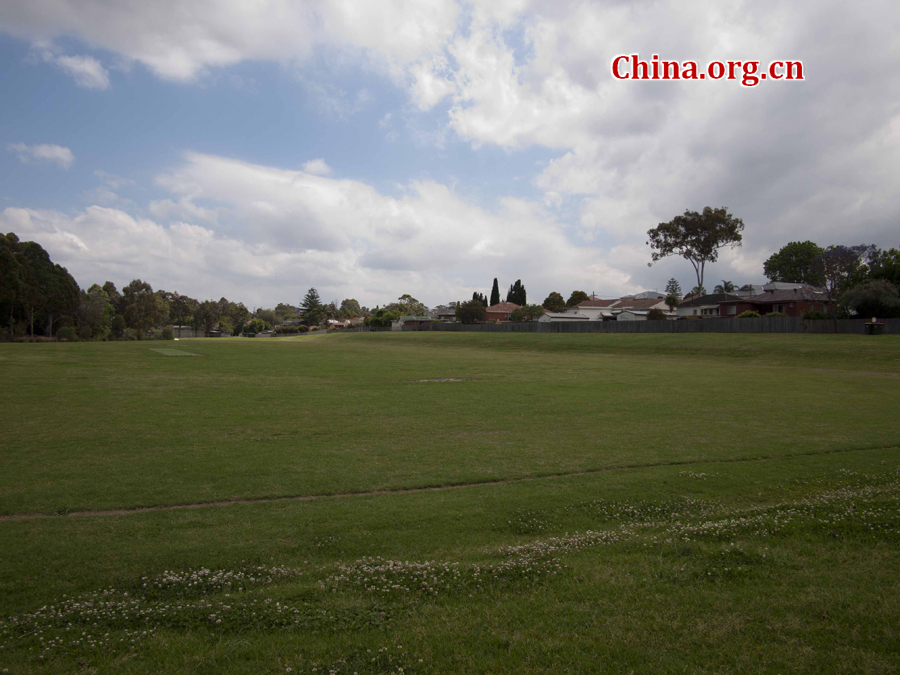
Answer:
[719, 287, 830, 317]
[433, 305, 458, 322]
[614, 297, 670, 312]
[568, 298, 619, 320]
[391, 315, 434, 330]
[676, 293, 743, 318]
[538, 312, 590, 322]
[485, 302, 520, 322]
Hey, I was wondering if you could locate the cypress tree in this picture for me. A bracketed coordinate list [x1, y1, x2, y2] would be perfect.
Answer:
[506, 280, 526, 305]
[490, 278, 500, 306]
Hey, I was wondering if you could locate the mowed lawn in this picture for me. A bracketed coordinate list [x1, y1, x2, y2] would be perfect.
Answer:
[1, 332, 899, 515]
[0, 332, 899, 673]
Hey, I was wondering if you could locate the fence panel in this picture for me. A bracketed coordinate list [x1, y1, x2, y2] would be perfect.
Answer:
[416, 317, 899, 335]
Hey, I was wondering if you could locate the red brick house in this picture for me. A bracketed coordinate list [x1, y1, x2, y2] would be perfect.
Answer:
[718, 287, 830, 317]
[485, 302, 520, 322]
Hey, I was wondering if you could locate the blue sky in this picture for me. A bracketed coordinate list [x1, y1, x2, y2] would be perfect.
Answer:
[1, 1, 898, 308]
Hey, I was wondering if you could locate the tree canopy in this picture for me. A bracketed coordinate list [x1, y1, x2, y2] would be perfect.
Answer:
[542, 292, 566, 312]
[490, 278, 501, 306]
[713, 280, 736, 294]
[839, 279, 900, 319]
[763, 241, 825, 285]
[1, 232, 80, 336]
[301, 288, 324, 326]
[647, 207, 744, 295]
[664, 278, 682, 299]
[510, 304, 545, 321]
[566, 290, 590, 307]
[506, 279, 526, 305]
[456, 300, 486, 324]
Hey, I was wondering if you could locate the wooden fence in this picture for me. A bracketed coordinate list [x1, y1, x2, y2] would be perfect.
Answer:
[410, 317, 900, 335]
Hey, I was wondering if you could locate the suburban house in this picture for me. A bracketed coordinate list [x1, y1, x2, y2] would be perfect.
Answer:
[485, 302, 520, 322]
[391, 315, 434, 330]
[676, 293, 743, 318]
[567, 298, 620, 320]
[614, 297, 670, 313]
[538, 311, 590, 322]
[433, 305, 458, 322]
[718, 286, 830, 317]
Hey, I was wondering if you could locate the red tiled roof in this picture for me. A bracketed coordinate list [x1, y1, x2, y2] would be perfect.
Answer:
[486, 302, 521, 312]
[577, 298, 619, 308]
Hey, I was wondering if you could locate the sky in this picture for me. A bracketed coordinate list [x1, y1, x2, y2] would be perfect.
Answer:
[1, 0, 898, 310]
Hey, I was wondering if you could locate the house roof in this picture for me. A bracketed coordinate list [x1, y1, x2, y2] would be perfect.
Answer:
[577, 298, 620, 308]
[678, 293, 742, 308]
[542, 312, 589, 320]
[615, 297, 667, 310]
[734, 287, 829, 304]
[486, 302, 521, 313]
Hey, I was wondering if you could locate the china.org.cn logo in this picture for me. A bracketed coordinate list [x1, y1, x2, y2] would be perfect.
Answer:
[611, 54, 804, 87]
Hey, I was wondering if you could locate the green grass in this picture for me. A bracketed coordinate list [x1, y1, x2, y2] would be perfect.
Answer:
[0, 333, 899, 673]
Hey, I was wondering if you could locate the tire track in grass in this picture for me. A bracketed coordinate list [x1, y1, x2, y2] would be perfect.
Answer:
[1, 444, 897, 522]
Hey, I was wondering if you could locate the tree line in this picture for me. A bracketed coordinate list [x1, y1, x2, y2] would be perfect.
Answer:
[644, 207, 900, 319]
[762, 241, 900, 318]
[1, 232, 372, 341]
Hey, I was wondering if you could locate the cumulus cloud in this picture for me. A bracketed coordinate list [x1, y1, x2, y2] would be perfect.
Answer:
[2, 0, 898, 295]
[0, 0, 459, 82]
[1, 152, 639, 306]
[8, 142, 75, 168]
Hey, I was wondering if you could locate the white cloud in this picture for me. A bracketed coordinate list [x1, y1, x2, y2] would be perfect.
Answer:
[1, 152, 642, 306]
[302, 158, 332, 176]
[54, 54, 110, 89]
[8, 142, 75, 168]
[3, 0, 899, 295]
[0, 0, 460, 82]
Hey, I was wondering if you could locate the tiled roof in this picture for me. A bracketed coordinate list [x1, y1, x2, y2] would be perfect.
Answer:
[486, 302, 521, 312]
[679, 293, 742, 308]
[577, 298, 620, 308]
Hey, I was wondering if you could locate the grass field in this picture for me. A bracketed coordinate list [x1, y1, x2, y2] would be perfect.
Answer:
[1, 332, 899, 673]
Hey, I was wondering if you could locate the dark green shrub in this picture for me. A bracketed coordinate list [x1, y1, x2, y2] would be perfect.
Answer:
[683, 315, 701, 321]
[274, 325, 300, 334]
[77, 325, 93, 340]
[737, 310, 760, 318]
[647, 308, 668, 321]
[57, 326, 78, 342]
[298, 325, 309, 333]
[803, 310, 830, 320]
[766, 312, 788, 317]
[161, 327, 174, 340]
